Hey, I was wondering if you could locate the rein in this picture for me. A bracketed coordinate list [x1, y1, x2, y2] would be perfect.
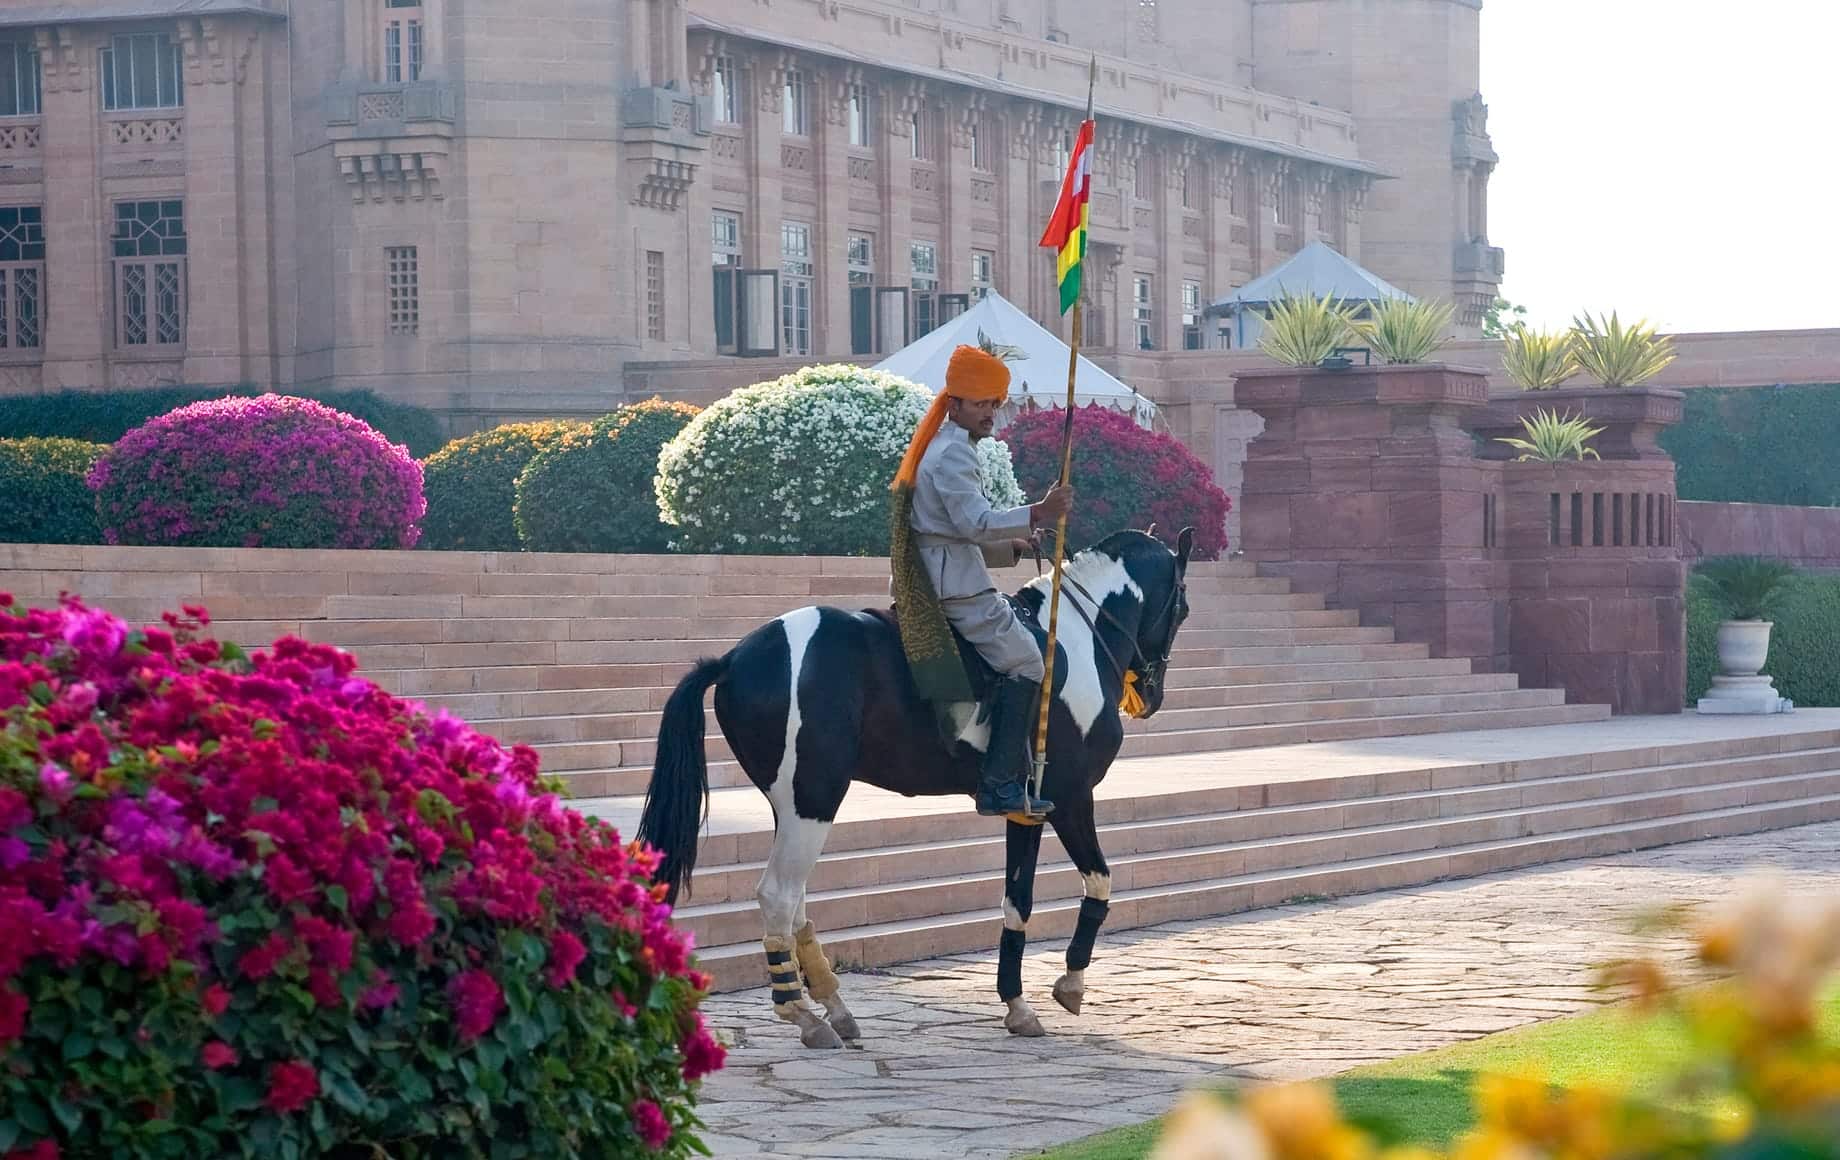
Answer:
[1049, 568, 1184, 712]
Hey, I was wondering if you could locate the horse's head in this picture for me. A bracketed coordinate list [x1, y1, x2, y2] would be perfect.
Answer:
[1084, 526, 1193, 718]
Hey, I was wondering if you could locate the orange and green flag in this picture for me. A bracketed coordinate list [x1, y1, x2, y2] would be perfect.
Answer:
[1038, 118, 1095, 316]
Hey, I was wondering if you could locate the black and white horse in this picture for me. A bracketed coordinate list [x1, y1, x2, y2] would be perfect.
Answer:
[638, 528, 1194, 1047]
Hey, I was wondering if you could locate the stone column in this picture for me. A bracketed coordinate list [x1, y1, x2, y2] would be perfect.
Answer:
[1157, 141, 1186, 352]
[1001, 101, 1040, 320]
[814, 66, 852, 357]
[176, 16, 257, 385]
[35, 25, 106, 389]
[1234, 362, 1504, 669]
[745, 52, 786, 330]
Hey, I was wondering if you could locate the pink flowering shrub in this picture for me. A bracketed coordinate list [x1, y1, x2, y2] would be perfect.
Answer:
[87, 394, 426, 549]
[0, 596, 723, 1158]
[1005, 404, 1231, 560]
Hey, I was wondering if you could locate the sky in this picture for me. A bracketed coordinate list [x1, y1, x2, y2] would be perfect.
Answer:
[1481, 0, 1840, 334]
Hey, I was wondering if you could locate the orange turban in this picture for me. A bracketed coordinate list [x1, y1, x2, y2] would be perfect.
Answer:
[891, 346, 1012, 490]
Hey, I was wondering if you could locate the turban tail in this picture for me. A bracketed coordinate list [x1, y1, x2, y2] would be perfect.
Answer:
[888, 345, 1010, 711]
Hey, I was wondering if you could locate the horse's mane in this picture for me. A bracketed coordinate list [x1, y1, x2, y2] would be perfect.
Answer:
[1021, 529, 1172, 603]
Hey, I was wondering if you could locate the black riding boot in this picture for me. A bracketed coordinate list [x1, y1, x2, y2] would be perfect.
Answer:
[975, 676, 1054, 818]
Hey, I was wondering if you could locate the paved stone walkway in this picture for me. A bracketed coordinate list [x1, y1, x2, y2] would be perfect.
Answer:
[692, 822, 1840, 1159]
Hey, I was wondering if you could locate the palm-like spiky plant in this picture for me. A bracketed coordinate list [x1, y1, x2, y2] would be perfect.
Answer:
[1500, 325, 1579, 390]
[1347, 296, 1454, 365]
[1570, 310, 1676, 387]
[1494, 408, 1604, 462]
[1695, 555, 1796, 621]
[1257, 291, 1357, 367]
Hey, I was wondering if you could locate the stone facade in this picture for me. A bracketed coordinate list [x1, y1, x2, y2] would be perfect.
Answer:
[0, 0, 1499, 411]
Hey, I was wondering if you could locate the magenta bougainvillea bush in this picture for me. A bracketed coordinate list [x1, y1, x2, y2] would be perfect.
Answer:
[0, 597, 722, 1159]
[1005, 404, 1230, 560]
[87, 395, 426, 549]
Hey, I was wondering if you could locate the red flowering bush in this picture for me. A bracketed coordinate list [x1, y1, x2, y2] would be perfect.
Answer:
[87, 394, 426, 549]
[1005, 404, 1231, 560]
[0, 596, 722, 1158]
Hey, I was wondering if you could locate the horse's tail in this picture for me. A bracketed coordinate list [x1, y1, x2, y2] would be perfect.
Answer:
[638, 653, 731, 905]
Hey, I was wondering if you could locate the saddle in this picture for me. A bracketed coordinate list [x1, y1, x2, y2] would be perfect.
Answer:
[867, 594, 1043, 708]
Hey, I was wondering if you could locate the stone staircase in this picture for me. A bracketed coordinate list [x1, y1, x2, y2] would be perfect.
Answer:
[581, 713, 1840, 991]
[11, 544, 1840, 995]
[27, 549, 1608, 800]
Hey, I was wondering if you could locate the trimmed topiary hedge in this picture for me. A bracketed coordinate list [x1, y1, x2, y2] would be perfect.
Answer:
[0, 595, 722, 1158]
[1663, 383, 1840, 507]
[0, 387, 446, 458]
[654, 367, 1027, 556]
[1686, 567, 1840, 707]
[1004, 404, 1231, 560]
[89, 394, 426, 549]
[420, 421, 587, 552]
[514, 400, 701, 554]
[0, 437, 106, 544]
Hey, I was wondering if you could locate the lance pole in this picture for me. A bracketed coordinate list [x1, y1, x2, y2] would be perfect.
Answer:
[1028, 54, 1098, 816]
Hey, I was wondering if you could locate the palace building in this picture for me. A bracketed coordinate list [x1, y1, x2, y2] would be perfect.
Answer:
[0, 0, 1499, 414]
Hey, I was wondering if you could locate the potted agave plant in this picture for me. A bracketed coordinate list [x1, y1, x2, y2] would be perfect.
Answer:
[1694, 555, 1796, 714]
[1473, 310, 1685, 460]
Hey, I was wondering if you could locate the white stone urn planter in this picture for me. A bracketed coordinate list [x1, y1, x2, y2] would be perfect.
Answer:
[1697, 619, 1793, 714]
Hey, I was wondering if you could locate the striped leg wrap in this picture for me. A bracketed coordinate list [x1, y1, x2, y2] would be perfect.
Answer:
[764, 938, 804, 1011]
[1066, 896, 1109, 971]
[794, 921, 840, 1002]
[997, 927, 1026, 1001]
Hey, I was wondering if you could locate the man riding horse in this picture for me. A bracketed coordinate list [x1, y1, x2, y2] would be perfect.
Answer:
[639, 356, 1193, 1046]
[892, 342, 1073, 819]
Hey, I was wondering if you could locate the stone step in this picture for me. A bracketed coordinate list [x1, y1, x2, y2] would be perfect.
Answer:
[537, 701, 1607, 787]
[206, 606, 1365, 651]
[677, 764, 1840, 949]
[484, 687, 1570, 748]
[418, 670, 1524, 723]
[673, 746, 1840, 910]
[693, 793, 1840, 993]
[367, 655, 1482, 698]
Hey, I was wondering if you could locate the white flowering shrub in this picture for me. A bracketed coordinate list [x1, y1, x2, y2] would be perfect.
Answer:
[977, 435, 1026, 509]
[655, 365, 1025, 555]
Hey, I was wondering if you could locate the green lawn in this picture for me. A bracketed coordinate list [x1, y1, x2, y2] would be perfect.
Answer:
[1030, 988, 1840, 1160]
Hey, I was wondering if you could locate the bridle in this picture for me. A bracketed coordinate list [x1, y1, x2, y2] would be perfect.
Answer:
[1049, 563, 1186, 711]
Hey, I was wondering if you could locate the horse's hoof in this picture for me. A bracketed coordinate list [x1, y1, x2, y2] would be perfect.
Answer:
[829, 1014, 862, 1041]
[1052, 978, 1084, 1016]
[800, 1021, 845, 1049]
[1004, 1011, 1046, 1037]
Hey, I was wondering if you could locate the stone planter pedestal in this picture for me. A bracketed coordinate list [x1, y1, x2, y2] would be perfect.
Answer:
[1234, 363, 1505, 671]
[1501, 459, 1685, 714]
[1470, 387, 1685, 462]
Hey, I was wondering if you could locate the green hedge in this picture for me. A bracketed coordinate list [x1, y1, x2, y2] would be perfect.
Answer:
[0, 437, 106, 544]
[1685, 569, 1840, 707]
[1662, 383, 1840, 507]
[515, 400, 700, 553]
[421, 420, 587, 551]
[0, 386, 446, 457]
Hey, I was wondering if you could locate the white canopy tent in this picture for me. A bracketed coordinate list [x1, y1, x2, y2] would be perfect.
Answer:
[872, 291, 1157, 428]
[1203, 242, 1414, 350]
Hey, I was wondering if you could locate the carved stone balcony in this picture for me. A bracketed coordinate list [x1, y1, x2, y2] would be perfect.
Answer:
[326, 82, 455, 203]
[0, 116, 41, 183]
[621, 87, 708, 212]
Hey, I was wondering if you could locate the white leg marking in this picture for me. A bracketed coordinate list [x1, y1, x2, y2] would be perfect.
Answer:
[1082, 871, 1113, 902]
[1001, 895, 1026, 932]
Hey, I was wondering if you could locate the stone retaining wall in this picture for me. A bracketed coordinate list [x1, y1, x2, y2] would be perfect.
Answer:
[1678, 501, 1840, 571]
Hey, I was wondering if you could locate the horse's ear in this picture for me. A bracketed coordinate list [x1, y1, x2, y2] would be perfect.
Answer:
[1176, 527, 1195, 567]
[1144, 522, 1157, 539]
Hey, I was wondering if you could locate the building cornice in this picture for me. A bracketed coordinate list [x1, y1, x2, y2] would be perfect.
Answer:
[687, 12, 1391, 179]
[0, 1, 285, 29]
